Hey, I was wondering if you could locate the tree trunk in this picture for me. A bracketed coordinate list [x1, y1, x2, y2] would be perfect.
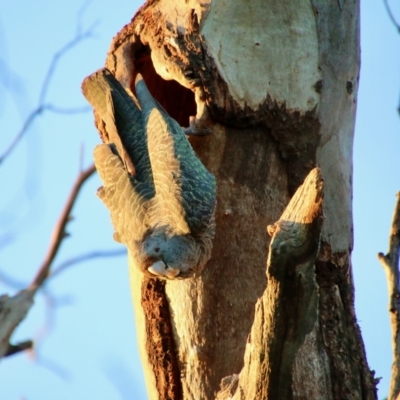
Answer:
[100, 1, 377, 398]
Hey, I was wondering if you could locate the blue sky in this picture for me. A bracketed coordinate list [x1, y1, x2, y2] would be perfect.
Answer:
[0, 1, 399, 399]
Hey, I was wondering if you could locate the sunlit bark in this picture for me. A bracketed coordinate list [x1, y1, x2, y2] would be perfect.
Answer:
[103, 1, 377, 398]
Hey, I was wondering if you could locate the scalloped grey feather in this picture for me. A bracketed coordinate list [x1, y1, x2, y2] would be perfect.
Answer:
[82, 68, 216, 279]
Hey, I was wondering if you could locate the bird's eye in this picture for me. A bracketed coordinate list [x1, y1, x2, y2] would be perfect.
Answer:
[154, 247, 160, 253]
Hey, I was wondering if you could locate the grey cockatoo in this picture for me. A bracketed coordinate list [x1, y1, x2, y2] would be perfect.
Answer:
[81, 68, 216, 279]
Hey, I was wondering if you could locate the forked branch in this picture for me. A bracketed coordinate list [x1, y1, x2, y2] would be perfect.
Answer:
[0, 16, 94, 165]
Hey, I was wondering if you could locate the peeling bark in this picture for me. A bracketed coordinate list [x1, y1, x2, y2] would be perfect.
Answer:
[94, 1, 377, 398]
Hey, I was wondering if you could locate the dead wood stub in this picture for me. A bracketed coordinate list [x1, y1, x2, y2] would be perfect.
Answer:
[217, 168, 325, 400]
[141, 277, 182, 400]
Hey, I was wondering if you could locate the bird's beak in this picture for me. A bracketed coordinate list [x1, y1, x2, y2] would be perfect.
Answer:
[148, 261, 180, 279]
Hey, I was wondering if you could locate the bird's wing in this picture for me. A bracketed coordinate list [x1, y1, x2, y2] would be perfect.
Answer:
[82, 68, 154, 190]
[135, 74, 216, 235]
[83, 69, 155, 245]
[93, 144, 150, 244]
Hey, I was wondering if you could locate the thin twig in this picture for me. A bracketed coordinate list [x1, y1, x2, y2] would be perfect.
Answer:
[50, 248, 126, 279]
[0, 107, 44, 164]
[383, 0, 400, 33]
[378, 192, 400, 400]
[31, 288, 59, 359]
[38, 25, 95, 105]
[29, 164, 96, 290]
[0, 104, 91, 165]
[0, 248, 124, 291]
[30, 247, 125, 360]
[0, 269, 28, 290]
[0, 25, 95, 165]
[76, 0, 93, 37]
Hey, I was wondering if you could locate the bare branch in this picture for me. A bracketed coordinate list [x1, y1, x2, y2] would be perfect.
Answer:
[0, 106, 44, 164]
[0, 248, 125, 360]
[0, 269, 28, 290]
[38, 25, 95, 105]
[0, 104, 90, 165]
[378, 192, 400, 400]
[29, 164, 96, 290]
[0, 23, 95, 165]
[32, 288, 60, 359]
[0, 0, 101, 364]
[0, 248, 124, 291]
[384, 0, 400, 33]
[0, 164, 96, 360]
[76, 0, 94, 37]
[50, 248, 126, 279]
[42, 104, 91, 114]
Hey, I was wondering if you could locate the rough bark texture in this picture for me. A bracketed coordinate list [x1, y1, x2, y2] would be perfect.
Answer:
[215, 168, 326, 399]
[96, 0, 377, 399]
[378, 192, 400, 400]
[141, 278, 183, 400]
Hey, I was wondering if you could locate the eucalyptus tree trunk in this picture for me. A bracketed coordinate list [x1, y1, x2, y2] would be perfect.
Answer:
[101, 1, 377, 398]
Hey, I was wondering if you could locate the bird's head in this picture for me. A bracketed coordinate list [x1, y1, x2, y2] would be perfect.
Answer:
[138, 230, 200, 279]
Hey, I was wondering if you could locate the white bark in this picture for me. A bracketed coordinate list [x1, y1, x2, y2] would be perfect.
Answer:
[202, 1, 321, 111]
